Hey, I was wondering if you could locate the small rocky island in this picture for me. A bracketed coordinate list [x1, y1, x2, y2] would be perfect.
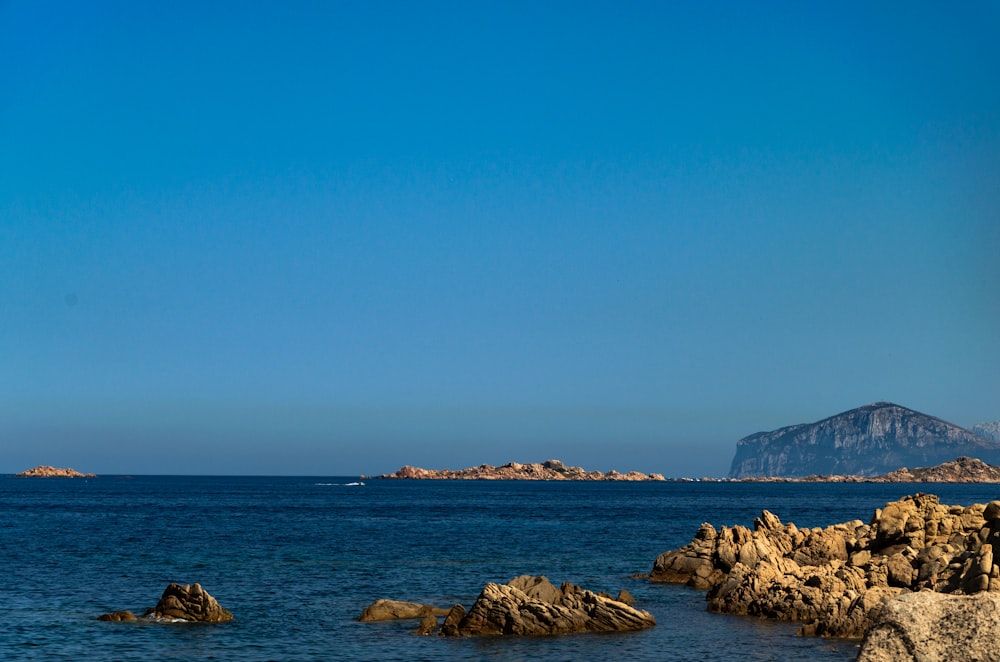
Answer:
[99, 583, 233, 623]
[358, 575, 654, 636]
[15, 465, 96, 478]
[649, 492, 1000, 655]
[378, 459, 665, 481]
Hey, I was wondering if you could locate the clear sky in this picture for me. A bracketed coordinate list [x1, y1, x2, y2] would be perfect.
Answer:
[2, 1, 998, 476]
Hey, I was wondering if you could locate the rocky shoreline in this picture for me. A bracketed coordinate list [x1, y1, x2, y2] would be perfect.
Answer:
[378, 459, 666, 481]
[15, 465, 96, 478]
[649, 492, 1000, 648]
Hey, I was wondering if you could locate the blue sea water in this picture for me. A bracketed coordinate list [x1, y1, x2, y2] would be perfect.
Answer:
[3, 477, 999, 661]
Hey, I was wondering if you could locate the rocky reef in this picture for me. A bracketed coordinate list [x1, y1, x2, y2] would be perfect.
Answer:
[378, 459, 665, 481]
[650, 493, 1000, 639]
[15, 465, 96, 478]
[98, 583, 233, 623]
[729, 402, 1000, 478]
[357, 575, 654, 636]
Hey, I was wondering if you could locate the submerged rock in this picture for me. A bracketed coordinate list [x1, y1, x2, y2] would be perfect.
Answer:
[356, 599, 449, 622]
[857, 591, 1000, 661]
[650, 494, 1000, 639]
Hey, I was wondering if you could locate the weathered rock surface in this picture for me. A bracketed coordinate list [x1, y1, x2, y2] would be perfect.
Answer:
[379, 459, 665, 481]
[446, 576, 655, 636]
[150, 583, 234, 622]
[729, 402, 1000, 478]
[356, 599, 449, 622]
[99, 583, 232, 624]
[15, 465, 95, 478]
[857, 591, 1000, 661]
[650, 494, 1000, 639]
[360, 575, 654, 637]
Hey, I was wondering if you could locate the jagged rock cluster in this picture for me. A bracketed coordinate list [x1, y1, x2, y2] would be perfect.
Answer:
[15, 465, 95, 478]
[357, 575, 654, 636]
[650, 494, 1000, 638]
[98, 583, 233, 623]
[379, 459, 665, 481]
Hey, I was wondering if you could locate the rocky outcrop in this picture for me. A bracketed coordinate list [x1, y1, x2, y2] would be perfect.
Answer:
[356, 599, 449, 622]
[15, 465, 95, 478]
[98, 583, 233, 623]
[874, 456, 1000, 483]
[379, 459, 665, 481]
[360, 575, 654, 637]
[729, 402, 1000, 478]
[650, 494, 1000, 638]
[857, 591, 1000, 661]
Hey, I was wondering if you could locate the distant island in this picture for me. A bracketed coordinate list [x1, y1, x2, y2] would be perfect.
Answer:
[15, 465, 96, 478]
[378, 459, 666, 481]
[729, 401, 1000, 478]
[736, 456, 1000, 483]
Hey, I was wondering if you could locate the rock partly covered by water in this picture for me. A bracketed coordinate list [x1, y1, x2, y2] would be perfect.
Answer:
[99, 583, 233, 623]
[857, 591, 1000, 661]
[378, 459, 665, 481]
[356, 599, 449, 622]
[729, 402, 1000, 478]
[358, 575, 654, 636]
[650, 493, 1000, 639]
[15, 465, 95, 478]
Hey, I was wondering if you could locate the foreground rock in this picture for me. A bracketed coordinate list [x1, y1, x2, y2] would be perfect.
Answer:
[650, 493, 1000, 638]
[98, 583, 233, 623]
[15, 465, 96, 478]
[378, 459, 665, 481]
[359, 575, 654, 637]
[857, 591, 1000, 661]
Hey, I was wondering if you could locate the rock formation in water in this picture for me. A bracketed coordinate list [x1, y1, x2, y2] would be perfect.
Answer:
[358, 575, 654, 636]
[15, 465, 96, 478]
[378, 459, 665, 481]
[98, 583, 233, 623]
[356, 599, 449, 622]
[856, 591, 1000, 661]
[873, 456, 1000, 483]
[729, 402, 1000, 478]
[649, 493, 1000, 639]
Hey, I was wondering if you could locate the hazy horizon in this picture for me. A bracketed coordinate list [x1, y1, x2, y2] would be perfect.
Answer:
[3, 1, 998, 477]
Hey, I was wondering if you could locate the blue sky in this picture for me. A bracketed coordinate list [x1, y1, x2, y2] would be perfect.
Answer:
[2, 1, 998, 476]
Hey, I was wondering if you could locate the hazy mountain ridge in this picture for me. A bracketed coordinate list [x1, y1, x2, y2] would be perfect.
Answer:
[973, 421, 1000, 443]
[729, 402, 1000, 478]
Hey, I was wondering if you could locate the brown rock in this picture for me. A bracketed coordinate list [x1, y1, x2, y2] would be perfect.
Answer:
[356, 599, 448, 622]
[376, 460, 666, 481]
[152, 583, 233, 623]
[15, 465, 95, 478]
[415, 614, 438, 635]
[98, 610, 137, 622]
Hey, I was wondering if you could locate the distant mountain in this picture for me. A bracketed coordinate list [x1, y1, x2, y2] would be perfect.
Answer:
[728, 402, 1000, 478]
[972, 421, 1000, 443]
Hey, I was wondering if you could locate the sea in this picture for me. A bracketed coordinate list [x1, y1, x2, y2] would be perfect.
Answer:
[3, 477, 999, 661]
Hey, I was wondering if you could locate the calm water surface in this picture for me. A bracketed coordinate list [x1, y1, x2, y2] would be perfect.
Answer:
[3, 476, 999, 660]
